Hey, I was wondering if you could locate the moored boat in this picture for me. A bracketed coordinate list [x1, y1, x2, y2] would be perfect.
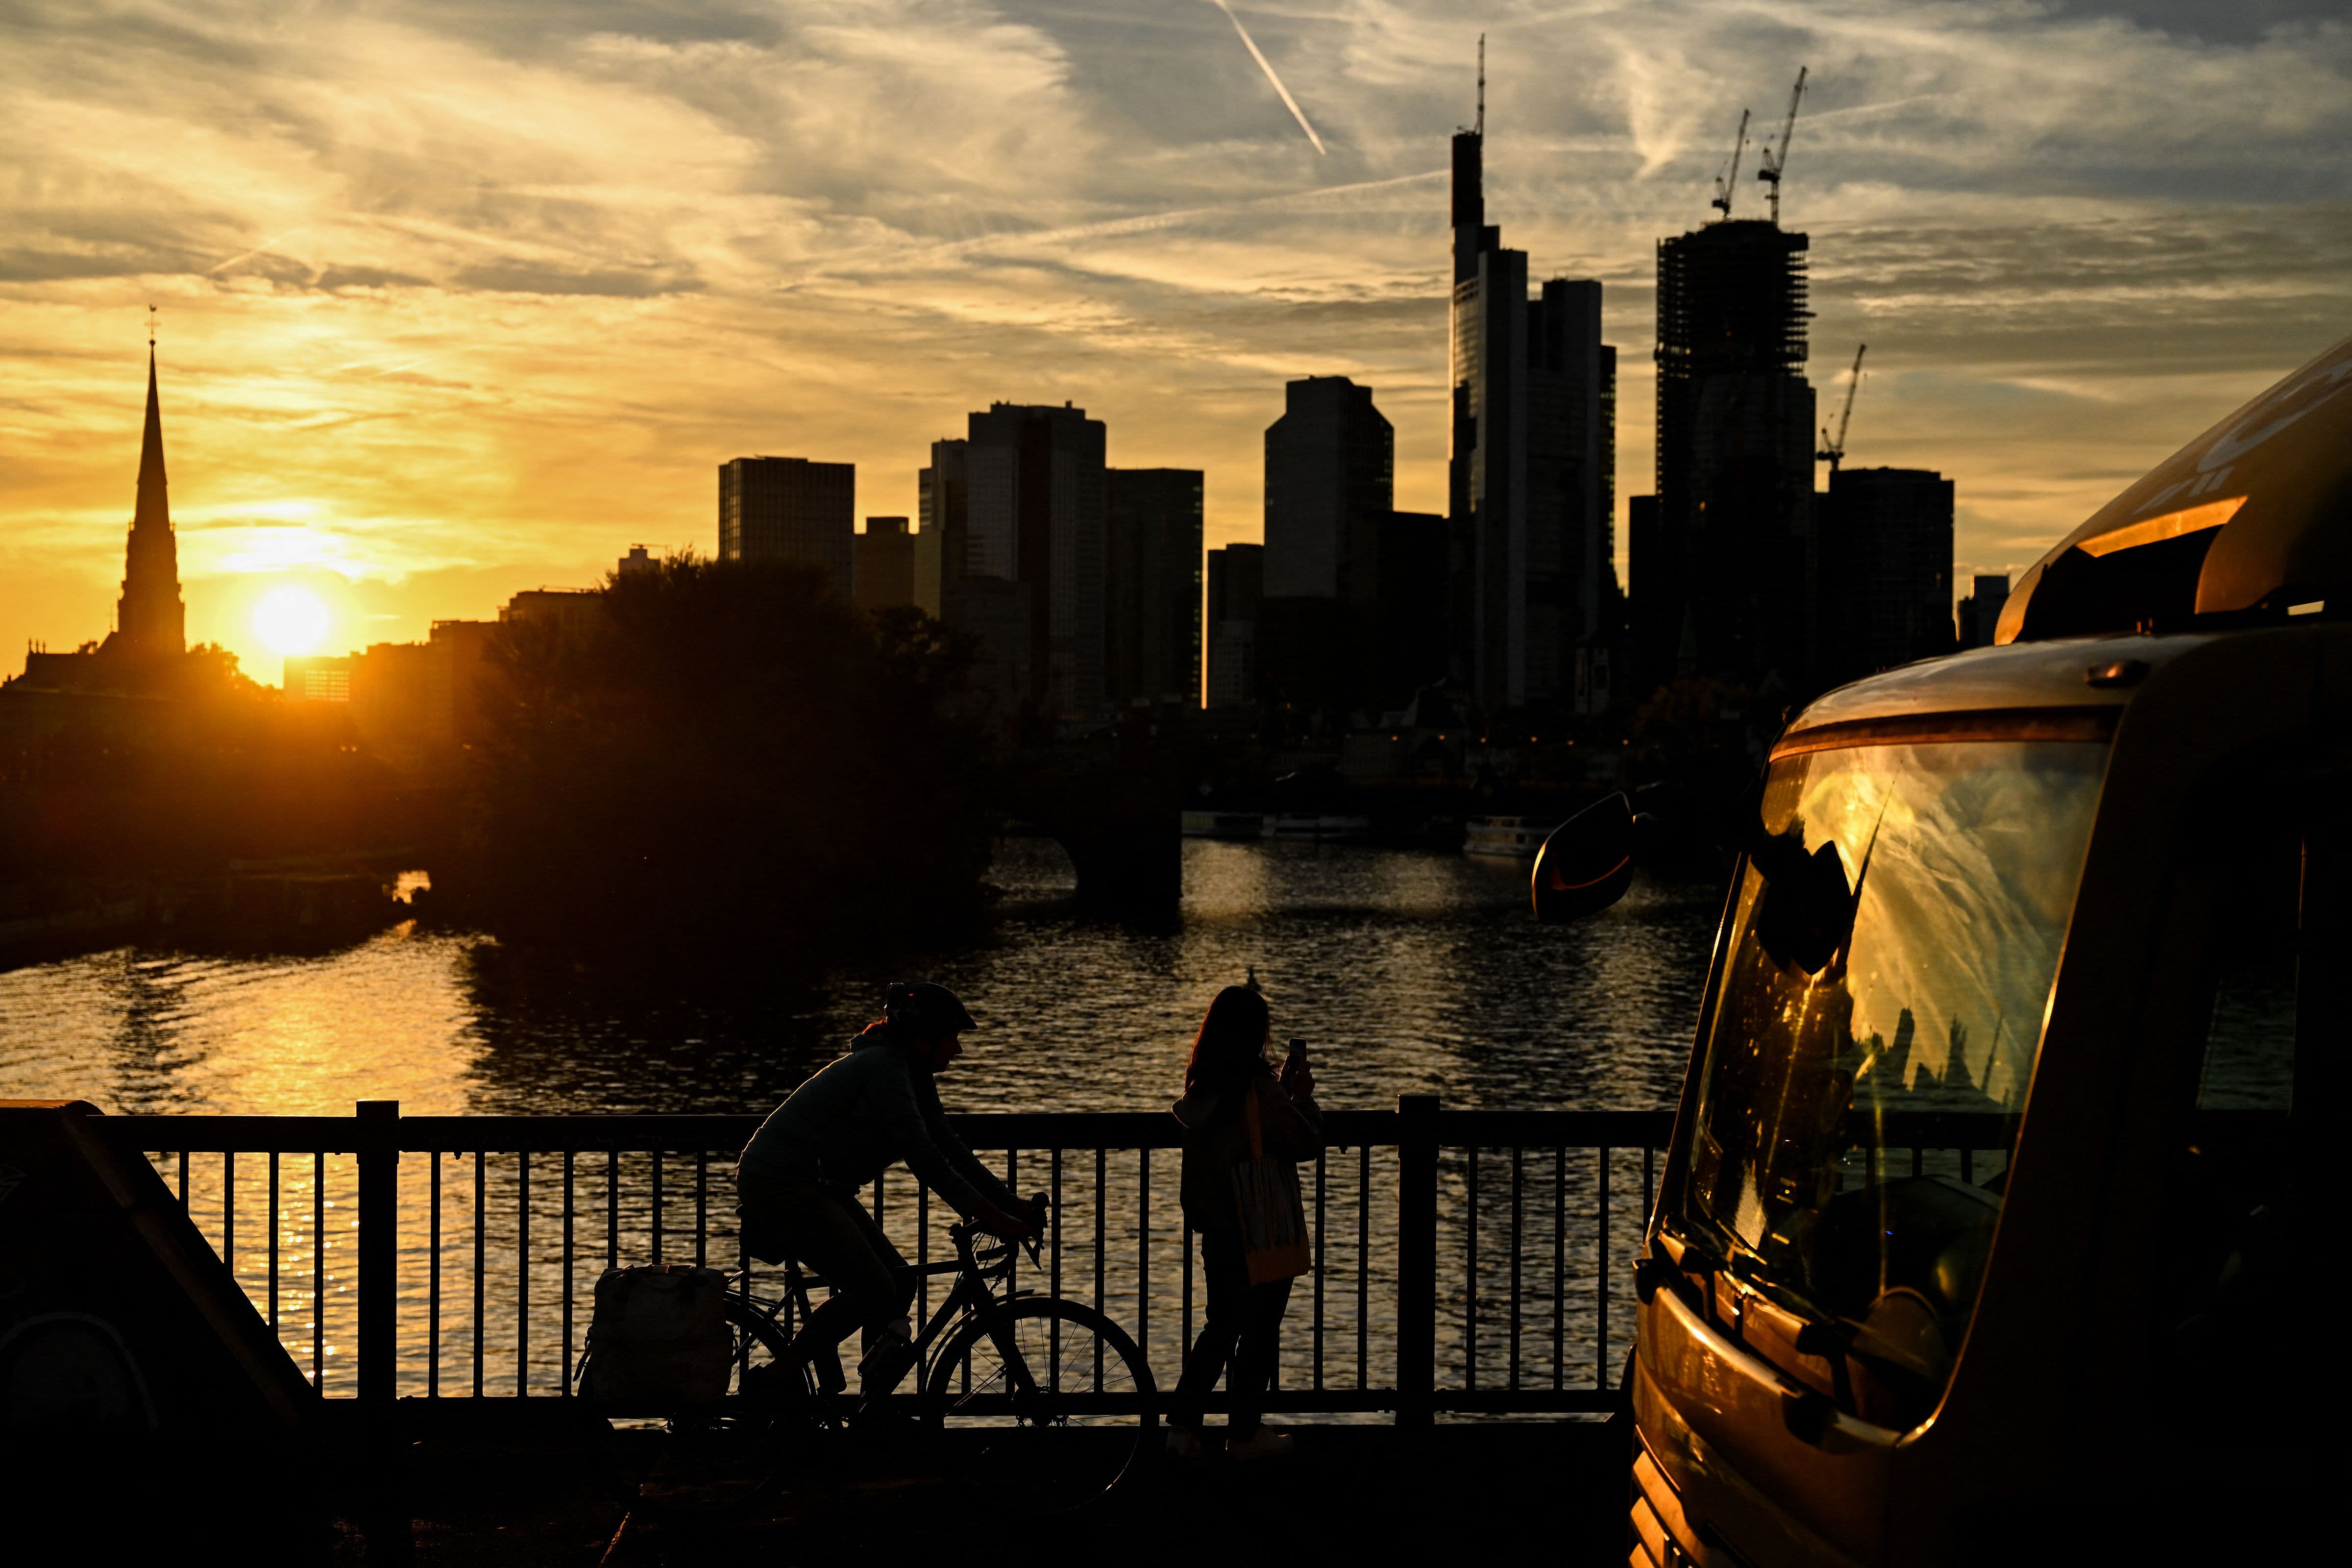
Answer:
[1464, 815, 1560, 859]
[1179, 810, 1265, 840]
[1263, 814, 1372, 841]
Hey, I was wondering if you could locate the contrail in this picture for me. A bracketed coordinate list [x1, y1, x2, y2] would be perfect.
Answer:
[206, 228, 305, 275]
[777, 167, 1446, 287]
[902, 169, 1444, 263]
[1209, 0, 1326, 155]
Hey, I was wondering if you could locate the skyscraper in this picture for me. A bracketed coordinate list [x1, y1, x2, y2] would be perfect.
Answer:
[934, 403, 1108, 724]
[854, 517, 916, 613]
[717, 456, 855, 595]
[1204, 544, 1264, 709]
[1447, 104, 1618, 710]
[1528, 283, 1617, 710]
[1627, 493, 1661, 631]
[1957, 573, 2010, 649]
[1375, 511, 1450, 711]
[1817, 467, 1954, 686]
[915, 440, 967, 618]
[1263, 376, 1393, 711]
[112, 346, 185, 660]
[1105, 468, 1203, 708]
[1647, 219, 1817, 694]
[1264, 377, 1392, 601]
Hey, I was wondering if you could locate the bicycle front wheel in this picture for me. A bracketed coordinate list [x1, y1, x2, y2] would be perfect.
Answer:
[922, 1298, 1157, 1513]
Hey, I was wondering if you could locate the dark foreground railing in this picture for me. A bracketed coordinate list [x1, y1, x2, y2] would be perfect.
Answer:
[99, 1103, 2012, 1421]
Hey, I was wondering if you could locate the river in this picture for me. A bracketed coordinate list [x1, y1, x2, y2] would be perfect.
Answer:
[0, 838, 1721, 1118]
[1, 839, 1722, 1402]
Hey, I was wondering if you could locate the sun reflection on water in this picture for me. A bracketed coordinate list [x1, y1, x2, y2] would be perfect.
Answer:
[0, 841, 1720, 1117]
[1, 840, 1723, 1401]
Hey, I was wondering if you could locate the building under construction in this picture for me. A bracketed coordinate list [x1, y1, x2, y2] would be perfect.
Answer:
[1643, 218, 1816, 694]
[1635, 82, 1821, 699]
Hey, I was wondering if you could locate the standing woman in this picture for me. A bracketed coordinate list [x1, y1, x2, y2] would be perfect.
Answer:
[1167, 985, 1323, 1459]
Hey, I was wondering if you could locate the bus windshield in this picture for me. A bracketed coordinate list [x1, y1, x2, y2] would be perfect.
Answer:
[1675, 738, 2107, 1420]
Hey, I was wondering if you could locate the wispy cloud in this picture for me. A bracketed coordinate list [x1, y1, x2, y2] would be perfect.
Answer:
[0, 0, 2345, 674]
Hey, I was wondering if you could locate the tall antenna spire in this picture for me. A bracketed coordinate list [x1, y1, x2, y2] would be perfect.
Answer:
[1451, 42, 1486, 283]
[147, 302, 157, 345]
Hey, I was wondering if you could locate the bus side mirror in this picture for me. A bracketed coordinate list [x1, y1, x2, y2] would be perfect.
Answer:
[1532, 792, 1641, 923]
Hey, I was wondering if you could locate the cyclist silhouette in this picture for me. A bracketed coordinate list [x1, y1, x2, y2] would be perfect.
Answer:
[735, 982, 1039, 1394]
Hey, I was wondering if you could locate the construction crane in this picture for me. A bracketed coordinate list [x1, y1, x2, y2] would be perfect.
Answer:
[1709, 109, 1751, 220]
[1818, 343, 1867, 472]
[1755, 66, 1808, 227]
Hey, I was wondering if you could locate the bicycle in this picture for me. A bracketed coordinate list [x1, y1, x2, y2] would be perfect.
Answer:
[580, 1194, 1158, 1519]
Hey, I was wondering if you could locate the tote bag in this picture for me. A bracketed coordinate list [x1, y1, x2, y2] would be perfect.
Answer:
[1230, 1088, 1311, 1286]
[581, 1264, 732, 1408]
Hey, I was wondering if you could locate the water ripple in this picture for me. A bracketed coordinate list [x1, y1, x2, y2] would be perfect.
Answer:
[0, 842, 1721, 1116]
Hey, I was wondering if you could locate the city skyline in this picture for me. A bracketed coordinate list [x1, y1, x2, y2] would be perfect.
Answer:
[3, 1, 2346, 679]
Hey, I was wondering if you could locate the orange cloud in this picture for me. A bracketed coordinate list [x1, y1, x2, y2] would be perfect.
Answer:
[0, 0, 2345, 679]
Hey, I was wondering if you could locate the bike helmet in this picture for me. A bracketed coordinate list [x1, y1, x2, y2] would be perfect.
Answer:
[883, 980, 978, 1034]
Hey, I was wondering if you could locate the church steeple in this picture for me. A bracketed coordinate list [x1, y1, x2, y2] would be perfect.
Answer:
[137, 345, 168, 522]
[113, 339, 185, 659]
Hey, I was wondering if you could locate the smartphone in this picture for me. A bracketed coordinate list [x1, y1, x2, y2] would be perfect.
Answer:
[1284, 1036, 1309, 1072]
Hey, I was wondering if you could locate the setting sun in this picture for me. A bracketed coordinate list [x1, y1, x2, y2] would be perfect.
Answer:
[253, 585, 330, 656]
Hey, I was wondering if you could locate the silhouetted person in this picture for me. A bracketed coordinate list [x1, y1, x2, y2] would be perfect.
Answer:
[1167, 985, 1323, 1459]
[735, 982, 1037, 1394]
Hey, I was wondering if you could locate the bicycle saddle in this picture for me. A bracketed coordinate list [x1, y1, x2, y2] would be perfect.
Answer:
[737, 1209, 791, 1266]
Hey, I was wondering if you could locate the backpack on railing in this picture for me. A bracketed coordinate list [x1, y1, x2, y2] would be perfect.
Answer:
[580, 1264, 731, 1407]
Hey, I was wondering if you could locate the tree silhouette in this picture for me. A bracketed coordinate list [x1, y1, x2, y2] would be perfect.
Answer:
[449, 555, 993, 967]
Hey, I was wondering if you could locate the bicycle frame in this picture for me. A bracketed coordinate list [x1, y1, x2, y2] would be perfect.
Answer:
[639, 1210, 1155, 1517]
[730, 1218, 1040, 1402]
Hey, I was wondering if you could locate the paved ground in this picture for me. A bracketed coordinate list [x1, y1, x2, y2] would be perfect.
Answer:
[325, 1417, 1634, 1566]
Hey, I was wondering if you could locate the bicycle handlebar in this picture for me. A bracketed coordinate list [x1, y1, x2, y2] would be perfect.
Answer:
[945, 1192, 1051, 1265]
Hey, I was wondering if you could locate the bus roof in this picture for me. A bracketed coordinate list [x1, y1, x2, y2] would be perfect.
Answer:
[1999, 332, 2352, 643]
[1784, 632, 2211, 742]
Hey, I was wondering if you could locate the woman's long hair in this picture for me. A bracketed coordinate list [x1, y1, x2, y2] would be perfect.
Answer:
[1184, 986, 1271, 1092]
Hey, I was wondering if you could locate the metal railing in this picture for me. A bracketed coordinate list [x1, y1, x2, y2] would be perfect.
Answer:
[107, 1097, 1686, 1421]
[100, 1103, 2034, 1422]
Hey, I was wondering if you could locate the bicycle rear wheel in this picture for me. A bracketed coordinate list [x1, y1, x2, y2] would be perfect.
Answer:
[922, 1298, 1157, 1514]
[596, 1294, 816, 1519]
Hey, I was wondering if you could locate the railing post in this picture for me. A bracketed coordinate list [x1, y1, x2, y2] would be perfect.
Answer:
[355, 1099, 412, 1565]
[357, 1099, 400, 1406]
[1396, 1093, 1438, 1429]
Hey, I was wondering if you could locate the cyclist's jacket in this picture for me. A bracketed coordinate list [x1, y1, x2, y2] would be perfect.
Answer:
[737, 1025, 1018, 1220]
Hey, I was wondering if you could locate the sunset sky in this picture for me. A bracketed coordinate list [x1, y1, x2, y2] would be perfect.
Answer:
[3, 0, 2347, 681]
